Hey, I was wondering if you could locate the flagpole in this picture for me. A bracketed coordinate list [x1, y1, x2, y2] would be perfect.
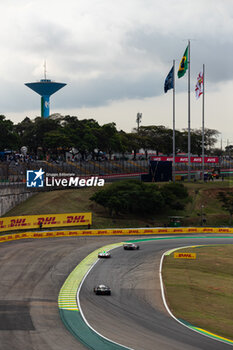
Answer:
[173, 59, 176, 182]
[202, 64, 205, 181]
[188, 40, 191, 181]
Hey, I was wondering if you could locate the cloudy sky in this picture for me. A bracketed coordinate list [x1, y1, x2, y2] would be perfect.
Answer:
[0, 0, 232, 147]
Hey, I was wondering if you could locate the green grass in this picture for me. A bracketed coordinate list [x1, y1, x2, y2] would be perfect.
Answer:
[3, 180, 233, 228]
[3, 187, 158, 229]
[163, 245, 233, 340]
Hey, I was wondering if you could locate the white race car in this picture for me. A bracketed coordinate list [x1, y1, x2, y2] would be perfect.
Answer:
[98, 251, 111, 258]
[123, 243, 139, 250]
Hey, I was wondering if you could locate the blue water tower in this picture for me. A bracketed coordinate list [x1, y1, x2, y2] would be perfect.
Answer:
[25, 77, 66, 118]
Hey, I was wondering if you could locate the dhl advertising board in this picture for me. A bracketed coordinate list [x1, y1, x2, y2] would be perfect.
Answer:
[0, 226, 233, 244]
[174, 252, 196, 259]
[0, 213, 92, 232]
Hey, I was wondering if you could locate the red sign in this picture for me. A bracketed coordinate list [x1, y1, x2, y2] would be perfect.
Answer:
[65, 215, 87, 224]
[36, 217, 57, 225]
[204, 157, 219, 163]
[150, 156, 219, 163]
[10, 218, 27, 227]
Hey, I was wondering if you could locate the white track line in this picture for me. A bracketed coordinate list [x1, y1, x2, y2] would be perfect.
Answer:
[76, 246, 133, 350]
[159, 247, 233, 346]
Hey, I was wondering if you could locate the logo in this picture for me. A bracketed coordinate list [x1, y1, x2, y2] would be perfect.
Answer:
[26, 168, 44, 187]
[179, 56, 186, 70]
[174, 252, 196, 259]
[26, 171, 104, 188]
[66, 215, 87, 224]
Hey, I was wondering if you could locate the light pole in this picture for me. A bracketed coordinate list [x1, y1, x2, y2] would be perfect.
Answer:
[136, 113, 142, 132]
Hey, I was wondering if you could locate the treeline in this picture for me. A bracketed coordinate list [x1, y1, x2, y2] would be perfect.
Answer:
[91, 180, 191, 216]
[0, 114, 220, 159]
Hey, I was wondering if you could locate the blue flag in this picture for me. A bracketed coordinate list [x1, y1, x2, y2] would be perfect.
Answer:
[164, 66, 174, 93]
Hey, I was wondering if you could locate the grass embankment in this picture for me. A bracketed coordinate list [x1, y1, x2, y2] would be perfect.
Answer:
[3, 179, 233, 228]
[4, 187, 151, 229]
[181, 180, 233, 226]
[162, 245, 233, 340]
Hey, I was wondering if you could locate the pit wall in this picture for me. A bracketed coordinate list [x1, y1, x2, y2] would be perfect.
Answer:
[0, 227, 233, 244]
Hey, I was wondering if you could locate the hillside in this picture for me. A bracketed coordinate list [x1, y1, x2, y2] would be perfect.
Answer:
[3, 180, 233, 228]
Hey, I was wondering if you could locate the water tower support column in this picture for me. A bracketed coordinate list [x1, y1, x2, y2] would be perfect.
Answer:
[41, 96, 50, 118]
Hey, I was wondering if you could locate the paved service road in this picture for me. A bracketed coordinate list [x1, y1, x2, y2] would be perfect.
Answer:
[80, 236, 233, 350]
[0, 236, 125, 350]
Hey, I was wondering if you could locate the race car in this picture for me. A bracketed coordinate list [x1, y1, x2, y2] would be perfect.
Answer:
[93, 284, 111, 295]
[98, 251, 111, 258]
[123, 243, 139, 250]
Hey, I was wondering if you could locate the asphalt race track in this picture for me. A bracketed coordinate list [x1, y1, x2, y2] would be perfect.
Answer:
[0, 235, 233, 350]
[80, 236, 233, 350]
[0, 236, 124, 350]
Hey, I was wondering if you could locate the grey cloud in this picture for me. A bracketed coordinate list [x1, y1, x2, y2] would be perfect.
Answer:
[2, 2, 233, 117]
[0, 70, 163, 113]
[124, 27, 233, 85]
[44, 72, 164, 109]
[17, 21, 72, 54]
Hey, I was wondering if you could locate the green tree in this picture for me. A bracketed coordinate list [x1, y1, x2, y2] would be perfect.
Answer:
[160, 183, 191, 210]
[12, 116, 220, 159]
[14, 117, 33, 139]
[62, 116, 100, 160]
[138, 125, 173, 155]
[43, 129, 72, 155]
[0, 115, 19, 151]
[179, 128, 219, 155]
[15, 117, 61, 156]
[90, 180, 165, 216]
[125, 132, 142, 160]
[225, 145, 233, 157]
[117, 130, 133, 158]
[90, 180, 190, 216]
[96, 123, 121, 159]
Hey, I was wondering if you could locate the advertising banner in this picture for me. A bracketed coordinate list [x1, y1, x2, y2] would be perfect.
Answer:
[0, 212, 92, 232]
[1, 226, 233, 244]
[174, 252, 196, 259]
[150, 156, 219, 163]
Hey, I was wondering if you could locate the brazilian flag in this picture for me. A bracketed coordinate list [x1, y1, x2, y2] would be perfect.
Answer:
[178, 46, 189, 78]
